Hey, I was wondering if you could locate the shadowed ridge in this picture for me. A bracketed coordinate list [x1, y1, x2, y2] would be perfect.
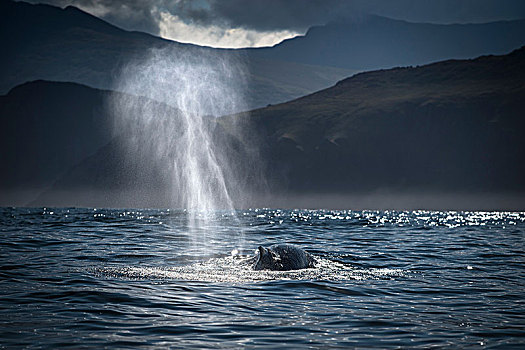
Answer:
[239, 46, 525, 199]
[0, 0, 164, 43]
[0, 80, 182, 207]
[2, 42, 525, 209]
[6, 47, 524, 208]
[246, 14, 525, 70]
[335, 45, 525, 87]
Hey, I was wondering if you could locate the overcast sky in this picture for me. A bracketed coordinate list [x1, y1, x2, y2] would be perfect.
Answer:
[26, 0, 525, 48]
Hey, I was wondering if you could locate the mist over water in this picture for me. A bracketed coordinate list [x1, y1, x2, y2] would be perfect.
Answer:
[110, 47, 252, 250]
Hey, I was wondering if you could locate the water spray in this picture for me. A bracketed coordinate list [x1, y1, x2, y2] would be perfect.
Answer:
[110, 46, 250, 252]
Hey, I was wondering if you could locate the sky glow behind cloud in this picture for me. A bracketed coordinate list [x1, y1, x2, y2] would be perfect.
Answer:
[157, 11, 301, 48]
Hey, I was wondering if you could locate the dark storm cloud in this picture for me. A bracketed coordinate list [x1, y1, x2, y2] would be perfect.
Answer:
[25, 0, 525, 35]
[95, 1, 162, 34]
[198, 0, 525, 30]
[26, 0, 165, 34]
[173, 0, 353, 31]
[26, 0, 350, 34]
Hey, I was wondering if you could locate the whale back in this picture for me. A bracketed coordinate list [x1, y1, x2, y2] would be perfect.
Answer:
[253, 244, 315, 271]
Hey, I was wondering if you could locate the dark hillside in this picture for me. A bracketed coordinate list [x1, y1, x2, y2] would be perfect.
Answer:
[3, 49, 524, 208]
[0, 80, 178, 206]
[237, 47, 525, 195]
[0, 81, 113, 189]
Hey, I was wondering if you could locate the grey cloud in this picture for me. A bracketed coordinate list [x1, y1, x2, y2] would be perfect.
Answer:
[25, 0, 525, 35]
[161, 0, 525, 31]
[26, 0, 166, 35]
[99, 1, 162, 34]
[175, 0, 354, 31]
[25, 0, 351, 36]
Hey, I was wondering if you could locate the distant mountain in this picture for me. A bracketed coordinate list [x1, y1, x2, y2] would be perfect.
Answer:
[238, 47, 525, 199]
[0, 81, 112, 187]
[10, 47, 524, 209]
[0, 0, 352, 111]
[248, 15, 525, 70]
[0, 79, 256, 208]
[2, 0, 525, 209]
[0, 80, 181, 206]
[3, 1, 525, 113]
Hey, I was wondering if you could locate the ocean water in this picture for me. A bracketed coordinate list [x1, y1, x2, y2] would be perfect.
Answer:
[1, 207, 524, 348]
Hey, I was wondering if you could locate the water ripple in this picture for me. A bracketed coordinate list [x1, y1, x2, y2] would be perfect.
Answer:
[1, 207, 524, 348]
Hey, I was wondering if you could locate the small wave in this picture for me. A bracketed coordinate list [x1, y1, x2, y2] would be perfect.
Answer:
[95, 255, 407, 283]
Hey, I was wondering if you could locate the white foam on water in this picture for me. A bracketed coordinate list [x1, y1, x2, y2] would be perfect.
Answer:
[97, 255, 407, 283]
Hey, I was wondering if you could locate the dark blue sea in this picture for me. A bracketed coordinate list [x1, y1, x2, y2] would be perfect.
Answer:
[1, 207, 524, 348]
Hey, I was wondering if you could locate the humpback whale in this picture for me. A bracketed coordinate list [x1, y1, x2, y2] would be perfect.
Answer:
[253, 244, 315, 271]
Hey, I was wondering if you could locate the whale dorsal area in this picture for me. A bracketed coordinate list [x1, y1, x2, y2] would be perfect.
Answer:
[253, 244, 315, 271]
